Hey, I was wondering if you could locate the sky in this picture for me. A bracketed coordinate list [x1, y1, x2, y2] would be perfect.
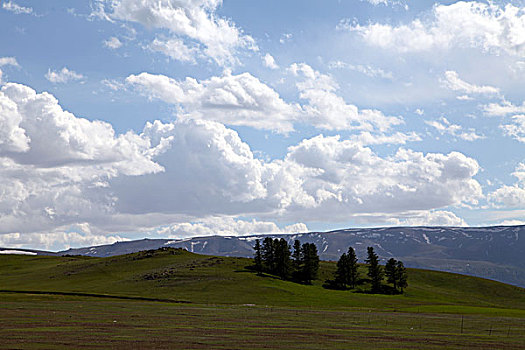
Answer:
[0, 0, 524, 251]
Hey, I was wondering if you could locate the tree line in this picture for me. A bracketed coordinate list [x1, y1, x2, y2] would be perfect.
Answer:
[326, 246, 408, 294]
[253, 237, 319, 284]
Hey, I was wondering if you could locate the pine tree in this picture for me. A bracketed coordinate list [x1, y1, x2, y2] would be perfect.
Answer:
[274, 238, 292, 279]
[347, 247, 359, 289]
[261, 237, 275, 274]
[301, 243, 319, 284]
[385, 258, 398, 290]
[253, 239, 263, 275]
[384, 258, 408, 293]
[365, 246, 383, 293]
[292, 239, 303, 281]
[396, 260, 408, 293]
[334, 252, 349, 287]
[333, 246, 359, 289]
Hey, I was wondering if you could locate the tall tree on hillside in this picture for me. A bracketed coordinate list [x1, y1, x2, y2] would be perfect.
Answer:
[334, 252, 349, 287]
[274, 238, 292, 279]
[292, 239, 303, 281]
[261, 237, 275, 273]
[396, 261, 408, 293]
[346, 247, 359, 289]
[301, 243, 319, 284]
[385, 258, 398, 290]
[384, 258, 408, 293]
[365, 246, 383, 293]
[253, 239, 263, 275]
[333, 246, 359, 289]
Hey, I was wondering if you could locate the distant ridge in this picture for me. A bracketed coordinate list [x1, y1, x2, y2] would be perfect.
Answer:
[7, 225, 525, 287]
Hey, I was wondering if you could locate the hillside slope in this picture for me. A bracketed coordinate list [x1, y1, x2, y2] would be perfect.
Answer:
[1, 248, 524, 312]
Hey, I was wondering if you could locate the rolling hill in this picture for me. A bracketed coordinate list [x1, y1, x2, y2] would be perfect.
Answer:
[55, 225, 525, 287]
[1, 247, 524, 310]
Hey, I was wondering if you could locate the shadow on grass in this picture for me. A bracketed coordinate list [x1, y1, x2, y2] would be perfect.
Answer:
[233, 265, 257, 274]
[243, 265, 312, 283]
[0, 289, 191, 303]
[353, 285, 402, 295]
[239, 265, 280, 279]
[323, 279, 403, 295]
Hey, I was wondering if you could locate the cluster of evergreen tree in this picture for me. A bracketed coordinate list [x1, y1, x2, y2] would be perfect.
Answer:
[385, 257, 408, 293]
[326, 246, 408, 294]
[333, 247, 359, 289]
[253, 238, 319, 284]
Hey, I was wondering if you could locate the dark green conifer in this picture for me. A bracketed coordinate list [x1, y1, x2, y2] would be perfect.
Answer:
[274, 238, 292, 279]
[365, 246, 383, 293]
[347, 247, 359, 289]
[334, 252, 349, 287]
[261, 237, 275, 273]
[292, 239, 303, 281]
[301, 243, 319, 284]
[396, 261, 408, 293]
[385, 258, 398, 290]
[253, 239, 263, 275]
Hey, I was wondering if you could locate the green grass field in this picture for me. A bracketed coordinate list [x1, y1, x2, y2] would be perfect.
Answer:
[1, 248, 524, 349]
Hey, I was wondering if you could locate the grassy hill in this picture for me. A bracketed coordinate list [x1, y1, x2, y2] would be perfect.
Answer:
[1, 248, 524, 349]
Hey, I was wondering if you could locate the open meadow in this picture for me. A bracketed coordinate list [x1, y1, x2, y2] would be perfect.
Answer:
[1, 248, 524, 349]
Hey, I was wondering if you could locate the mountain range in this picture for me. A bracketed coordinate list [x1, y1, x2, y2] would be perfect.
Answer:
[2, 225, 524, 287]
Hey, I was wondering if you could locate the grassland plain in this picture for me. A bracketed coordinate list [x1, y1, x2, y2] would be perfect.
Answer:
[0, 248, 524, 349]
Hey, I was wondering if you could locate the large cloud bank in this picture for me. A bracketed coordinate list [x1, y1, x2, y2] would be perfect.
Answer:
[0, 80, 483, 247]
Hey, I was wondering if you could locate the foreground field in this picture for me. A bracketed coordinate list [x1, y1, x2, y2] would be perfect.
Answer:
[0, 248, 524, 349]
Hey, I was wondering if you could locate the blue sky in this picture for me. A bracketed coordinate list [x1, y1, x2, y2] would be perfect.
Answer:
[0, 0, 524, 250]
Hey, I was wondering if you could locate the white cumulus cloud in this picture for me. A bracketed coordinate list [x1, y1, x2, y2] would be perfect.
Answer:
[0, 57, 20, 67]
[127, 66, 408, 134]
[94, 0, 257, 66]
[0, 82, 165, 234]
[0, 89, 30, 152]
[103, 36, 123, 49]
[155, 217, 308, 239]
[290, 63, 403, 131]
[442, 70, 500, 96]
[0, 231, 125, 251]
[364, 0, 407, 9]
[483, 100, 525, 116]
[328, 60, 393, 80]
[490, 185, 525, 208]
[149, 37, 198, 63]
[0, 79, 485, 247]
[501, 114, 525, 143]
[126, 71, 298, 133]
[490, 163, 525, 208]
[45, 67, 84, 84]
[0, 57, 20, 84]
[348, 131, 421, 145]
[388, 210, 467, 227]
[498, 219, 525, 226]
[263, 53, 279, 69]
[278, 135, 482, 221]
[2, 1, 33, 15]
[425, 117, 484, 141]
[344, 2, 525, 56]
